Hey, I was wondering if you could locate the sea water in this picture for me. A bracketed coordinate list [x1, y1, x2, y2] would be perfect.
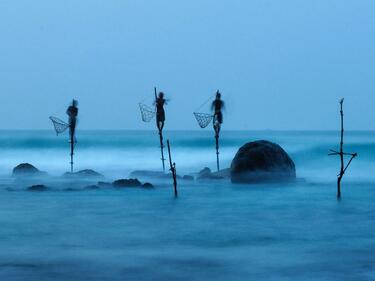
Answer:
[0, 130, 374, 280]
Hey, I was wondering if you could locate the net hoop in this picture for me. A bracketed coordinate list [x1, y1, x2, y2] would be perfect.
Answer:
[49, 116, 69, 135]
[139, 103, 155, 123]
[193, 112, 213, 128]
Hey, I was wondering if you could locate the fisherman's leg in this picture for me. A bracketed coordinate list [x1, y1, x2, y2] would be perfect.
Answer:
[157, 121, 161, 132]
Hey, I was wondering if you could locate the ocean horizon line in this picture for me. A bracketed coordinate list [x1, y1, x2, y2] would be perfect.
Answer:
[0, 129, 374, 133]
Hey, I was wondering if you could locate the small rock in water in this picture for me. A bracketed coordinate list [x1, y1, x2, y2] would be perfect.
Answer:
[182, 175, 194, 181]
[63, 169, 103, 178]
[113, 178, 142, 188]
[97, 181, 113, 188]
[211, 168, 230, 179]
[27, 184, 48, 191]
[84, 185, 100, 190]
[64, 188, 80, 192]
[197, 167, 223, 180]
[130, 170, 166, 178]
[13, 163, 46, 177]
[142, 182, 154, 188]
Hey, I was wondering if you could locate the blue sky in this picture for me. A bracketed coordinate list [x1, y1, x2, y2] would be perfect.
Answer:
[0, 0, 374, 130]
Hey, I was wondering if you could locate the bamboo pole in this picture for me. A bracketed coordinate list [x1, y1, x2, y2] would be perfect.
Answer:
[215, 131, 220, 172]
[214, 122, 220, 172]
[70, 124, 75, 173]
[167, 140, 178, 197]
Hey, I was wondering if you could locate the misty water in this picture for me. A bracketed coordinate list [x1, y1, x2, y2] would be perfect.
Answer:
[0, 130, 375, 280]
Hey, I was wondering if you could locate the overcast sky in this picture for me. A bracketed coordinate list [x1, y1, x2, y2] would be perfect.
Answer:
[0, 0, 374, 130]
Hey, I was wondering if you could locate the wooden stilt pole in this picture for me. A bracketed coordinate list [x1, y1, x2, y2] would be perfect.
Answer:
[214, 123, 220, 172]
[70, 128, 74, 173]
[328, 98, 357, 199]
[159, 131, 165, 172]
[167, 140, 178, 197]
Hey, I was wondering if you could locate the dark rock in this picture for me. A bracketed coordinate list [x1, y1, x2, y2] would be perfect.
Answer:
[84, 185, 100, 190]
[13, 163, 46, 177]
[230, 140, 296, 183]
[211, 168, 231, 179]
[63, 169, 103, 178]
[113, 178, 142, 188]
[183, 175, 194, 181]
[27, 184, 48, 191]
[142, 182, 154, 188]
[97, 181, 113, 188]
[197, 167, 223, 180]
[64, 188, 80, 191]
[76, 169, 103, 177]
[130, 170, 181, 180]
[197, 167, 211, 179]
[130, 170, 166, 179]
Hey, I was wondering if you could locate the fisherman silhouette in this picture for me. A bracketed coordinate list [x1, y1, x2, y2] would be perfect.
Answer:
[155, 92, 167, 133]
[211, 90, 224, 136]
[66, 99, 78, 172]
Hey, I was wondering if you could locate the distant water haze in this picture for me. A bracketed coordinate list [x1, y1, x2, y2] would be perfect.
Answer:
[0, 1, 374, 130]
[0, 130, 373, 183]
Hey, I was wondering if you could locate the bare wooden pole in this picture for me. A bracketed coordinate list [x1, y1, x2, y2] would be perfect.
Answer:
[214, 122, 220, 172]
[338, 99, 345, 197]
[70, 142, 74, 173]
[167, 140, 178, 197]
[70, 126, 75, 173]
[329, 98, 357, 198]
[155, 87, 165, 172]
[215, 130, 220, 172]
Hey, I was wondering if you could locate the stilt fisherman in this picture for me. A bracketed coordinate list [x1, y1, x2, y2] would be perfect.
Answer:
[66, 99, 78, 172]
[211, 90, 224, 136]
[155, 92, 167, 133]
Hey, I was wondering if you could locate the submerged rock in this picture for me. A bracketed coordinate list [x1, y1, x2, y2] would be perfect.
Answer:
[84, 185, 100, 190]
[211, 168, 231, 179]
[182, 175, 194, 181]
[197, 167, 224, 180]
[130, 170, 166, 178]
[63, 169, 103, 178]
[130, 170, 181, 180]
[113, 178, 142, 188]
[13, 163, 46, 177]
[97, 181, 113, 188]
[63, 188, 80, 192]
[142, 182, 154, 188]
[230, 140, 296, 183]
[27, 184, 48, 191]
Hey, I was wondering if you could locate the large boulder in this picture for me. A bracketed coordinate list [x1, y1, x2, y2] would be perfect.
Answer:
[230, 140, 296, 183]
[13, 163, 46, 177]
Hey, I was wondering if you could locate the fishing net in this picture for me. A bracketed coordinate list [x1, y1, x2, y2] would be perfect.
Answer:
[139, 103, 155, 123]
[193, 112, 213, 128]
[49, 116, 69, 135]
